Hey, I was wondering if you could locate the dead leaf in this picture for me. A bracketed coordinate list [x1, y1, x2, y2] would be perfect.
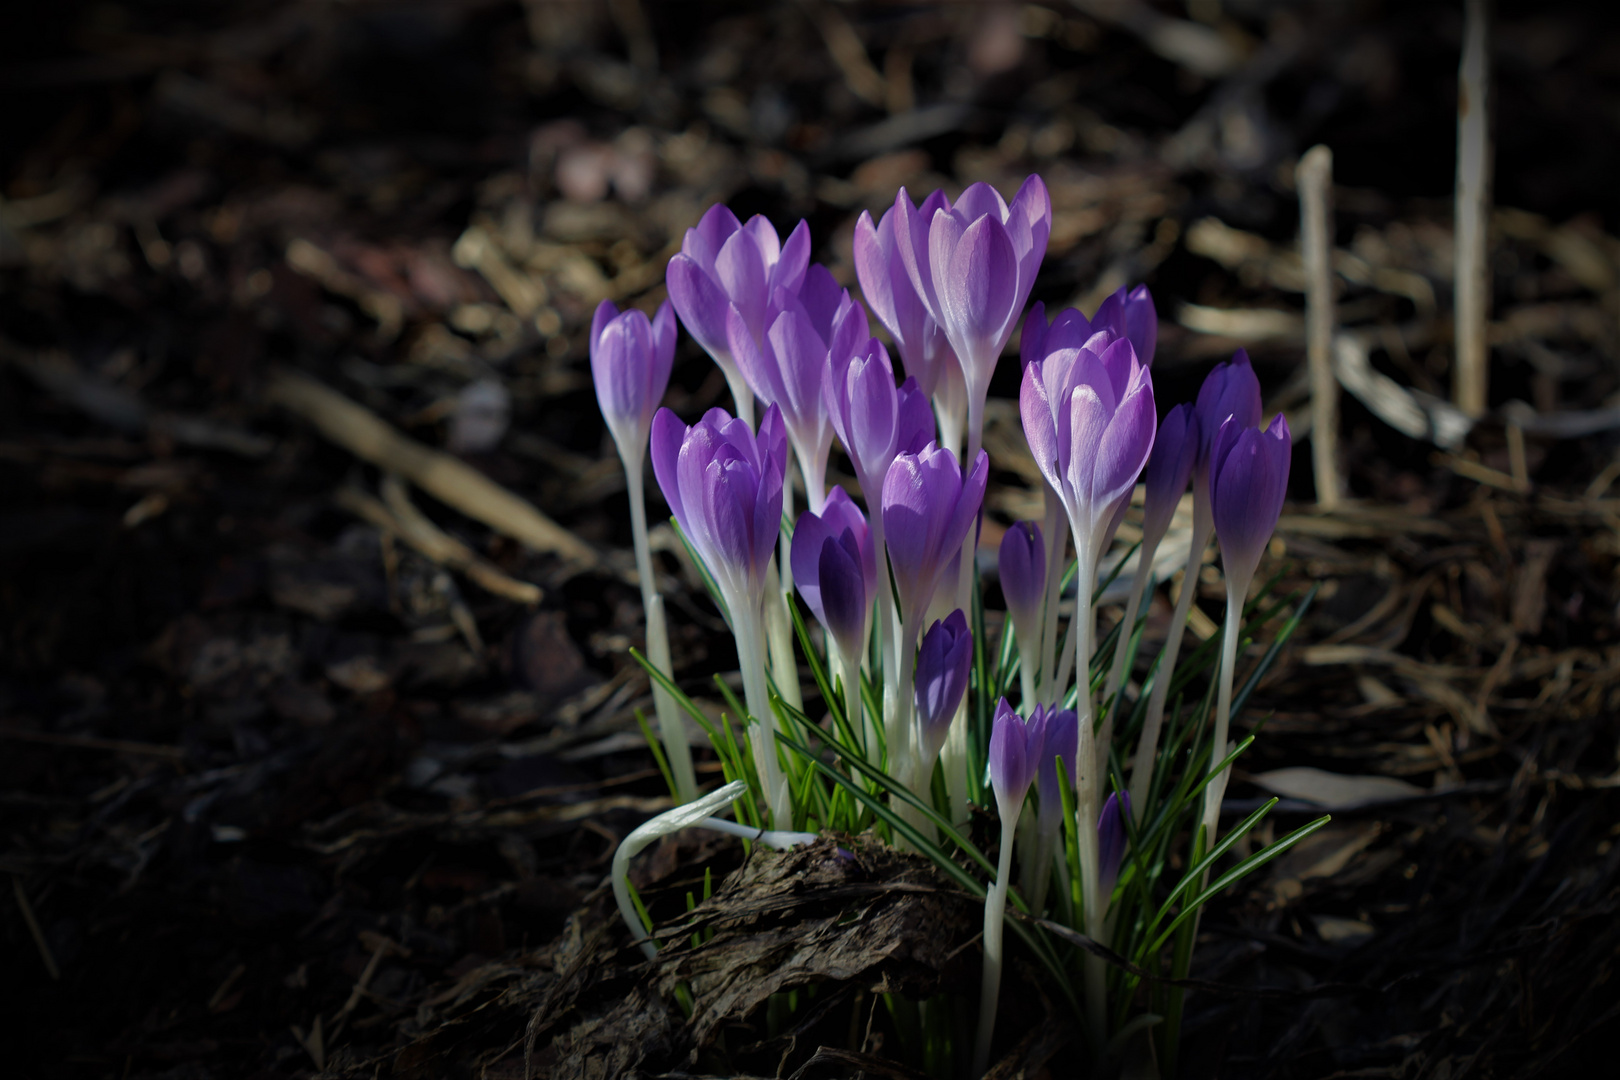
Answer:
[1252, 766, 1425, 808]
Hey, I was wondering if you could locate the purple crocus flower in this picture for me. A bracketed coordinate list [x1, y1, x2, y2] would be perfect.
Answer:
[1019, 331, 1156, 570]
[667, 206, 811, 424]
[853, 191, 959, 399]
[649, 404, 788, 617]
[988, 698, 1040, 824]
[590, 299, 676, 463]
[824, 338, 934, 504]
[1033, 703, 1078, 838]
[1140, 403, 1199, 554]
[791, 486, 876, 663]
[727, 265, 865, 511]
[891, 179, 1052, 423]
[998, 521, 1045, 660]
[1209, 414, 1292, 594]
[913, 609, 973, 769]
[1020, 285, 1156, 375]
[881, 444, 990, 633]
[1092, 285, 1158, 368]
[1195, 350, 1263, 474]
[1097, 791, 1132, 901]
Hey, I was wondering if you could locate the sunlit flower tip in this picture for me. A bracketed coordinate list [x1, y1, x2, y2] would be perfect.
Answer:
[1019, 333, 1156, 557]
[998, 521, 1045, 650]
[667, 210, 811, 366]
[989, 698, 1040, 819]
[649, 404, 788, 611]
[1091, 284, 1159, 368]
[1193, 349, 1262, 472]
[791, 486, 876, 660]
[1098, 791, 1132, 899]
[880, 443, 990, 631]
[589, 299, 677, 459]
[914, 610, 973, 764]
[1033, 704, 1078, 836]
[1210, 413, 1291, 591]
[1140, 403, 1199, 552]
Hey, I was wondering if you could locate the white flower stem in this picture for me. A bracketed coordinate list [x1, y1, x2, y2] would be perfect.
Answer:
[733, 601, 790, 831]
[1017, 628, 1038, 712]
[1129, 519, 1212, 812]
[721, 364, 755, 429]
[1072, 553, 1107, 1048]
[1201, 575, 1248, 847]
[942, 696, 970, 826]
[795, 440, 829, 517]
[973, 811, 1020, 1077]
[765, 566, 804, 717]
[625, 458, 697, 804]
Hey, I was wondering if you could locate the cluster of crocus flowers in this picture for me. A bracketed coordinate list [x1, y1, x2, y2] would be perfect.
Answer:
[589, 172, 1295, 1071]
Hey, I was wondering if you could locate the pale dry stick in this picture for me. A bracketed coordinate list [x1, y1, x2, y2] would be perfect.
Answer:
[1454, 0, 1493, 417]
[1298, 144, 1342, 510]
[268, 369, 595, 566]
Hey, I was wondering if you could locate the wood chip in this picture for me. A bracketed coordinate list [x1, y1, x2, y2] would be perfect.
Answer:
[267, 368, 593, 566]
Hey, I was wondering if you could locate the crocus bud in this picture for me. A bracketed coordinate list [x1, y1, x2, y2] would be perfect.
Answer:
[1091, 284, 1158, 368]
[650, 404, 788, 617]
[1194, 349, 1262, 476]
[824, 337, 901, 500]
[1209, 414, 1291, 595]
[1097, 791, 1131, 902]
[988, 698, 1040, 825]
[881, 443, 989, 632]
[791, 486, 876, 662]
[590, 299, 676, 463]
[1140, 403, 1199, 554]
[914, 610, 973, 769]
[892, 178, 1052, 408]
[1020, 331, 1156, 566]
[667, 208, 811, 421]
[728, 266, 865, 510]
[1033, 703, 1078, 839]
[998, 521, 1045, 658]
[1019, 301, 1095, 372]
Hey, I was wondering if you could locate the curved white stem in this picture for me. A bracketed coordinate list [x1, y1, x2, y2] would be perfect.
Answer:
[973, 813, 1019, 1077]
[1201, 577, 1248, 846]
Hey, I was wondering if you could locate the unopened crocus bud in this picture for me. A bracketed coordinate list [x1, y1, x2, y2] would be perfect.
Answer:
[882, 444, 989, 633]
[791, 486, 876, 662]
[667, 207, 810, 422]
[1194, 350, 1262, 476]
[1209, 414, 1291, 595]
[1097, 791, 1131, 902]
[896, 376, 936, 455]
[998, 521, 1045, 658]
[988, 698, 1039, 825]
[825, 337, 908, 501]
[1019, 301, 1094, 372]
[650, 404, 788, 616]
[855, 194, 955, 398]
[1091, 284, 1158, 368]
[914, 610, 973, 769]
[590, 299, 676, 463]
[1141, 403, 1199, 554]
[1033, 703, 1078, 839]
